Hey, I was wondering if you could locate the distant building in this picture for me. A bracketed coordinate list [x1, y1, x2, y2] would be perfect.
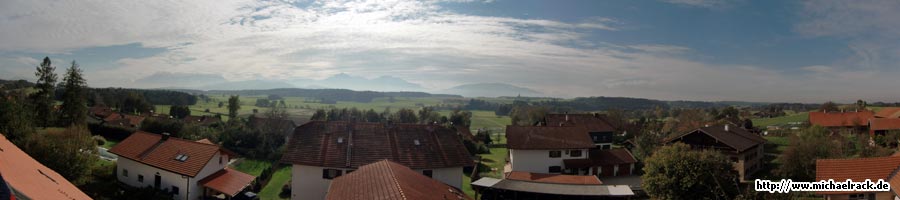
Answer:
[808, 110, 874, 133]
[0, 134, 92, 200]
[473, 171, 633, 199]
[280, 121, 473, 200]
[869, 118, 900, 136]
[109, 131, 255, 200]
[664, 125, 766, 181]
[506, 125, 637, 177]
[103, 112, 146, 129]
[816, 155, 900, 200]
[325, 160, 471, 200]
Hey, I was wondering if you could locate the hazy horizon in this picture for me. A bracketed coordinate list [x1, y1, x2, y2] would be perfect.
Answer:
[2, 0, 900, 103]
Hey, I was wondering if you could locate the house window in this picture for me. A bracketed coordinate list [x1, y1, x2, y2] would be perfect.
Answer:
[569, 150, 582, 157]
[123, 169, 129, 177]
[549, 151, 561, 158]
[219, 155, 223, 164]
[322, 169, 343, 180]
[423, 170, 433, 178]
[138, 175, 144, 183]
[172, 186, 179, 195]
[549, 166, 562, 173]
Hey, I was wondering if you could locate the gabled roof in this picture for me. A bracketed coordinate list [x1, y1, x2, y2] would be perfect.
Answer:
[103, 113, 146, 127]
[506, 126, 594, 150]
[280, 121, 473, 169]
[665, 125, 766, 152]
[563, 149, 637, 168]
[875, 107, 900, 118]
[198, 168, 255, 197]
[0, 134, 91, 200]
[870, 118, 900, 131]
[544, 113, 616, 133]
[325, 160, 471, 200]
[808, 111, 873, 127]
[816, 156, 900, 195]
[108, 131, 228, 177]
[505, 171, 602, 185]
[88, 105, 112, 118]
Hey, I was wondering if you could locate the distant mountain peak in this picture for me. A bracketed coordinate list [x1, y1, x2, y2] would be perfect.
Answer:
[440, 83, 543, 97]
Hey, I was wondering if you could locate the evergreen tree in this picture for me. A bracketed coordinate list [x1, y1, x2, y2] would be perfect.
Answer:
[59, 61, 88, 126]
[227, 95, 241, 119]
[32, 57, 57, 127]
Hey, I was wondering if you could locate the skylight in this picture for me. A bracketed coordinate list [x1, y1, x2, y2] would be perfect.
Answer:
[174, 154, 189, 162]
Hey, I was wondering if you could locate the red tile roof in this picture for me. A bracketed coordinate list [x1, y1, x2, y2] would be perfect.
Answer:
[506, 125, 594, 150]
[544, 114, 616, 132]
[198, 168, 255, 197]
[870, 118, 900, 131]
[325, 160, 471, 200]
[875, 107, 900, 118]
[505, 171, 602, 185]
[108, 131, 227, 177]
[0, 134, 91, 200]
[103, 113, 146, 127]
[89, 105, 112, 118]
[808, 111, 873, 128]
[816, 156, 900, 195]
[281, 121, 473, 169]
[563, 149, 637, 168]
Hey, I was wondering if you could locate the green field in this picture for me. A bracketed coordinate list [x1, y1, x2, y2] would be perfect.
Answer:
[438, 110, 511, 131]
[259, 166, 292, 200]
[752, 112, 808, 128]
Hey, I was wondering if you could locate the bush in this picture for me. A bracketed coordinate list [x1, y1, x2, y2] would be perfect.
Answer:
[279, 181, 291, 198]
[93, 135, 107, 146]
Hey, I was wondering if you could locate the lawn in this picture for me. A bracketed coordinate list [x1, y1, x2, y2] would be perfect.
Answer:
[752, 112, 808, 128]
[231, 159, 272, 177]
[101, 138, 120, 149]
[438, 110, 511, 131]
[259, 166, 292, 200]
[461, 134, 508, 199]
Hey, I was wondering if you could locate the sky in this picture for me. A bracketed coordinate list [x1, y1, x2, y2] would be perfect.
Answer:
[1, 0, 899, 103]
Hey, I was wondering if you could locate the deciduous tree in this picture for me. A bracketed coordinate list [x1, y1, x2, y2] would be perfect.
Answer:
[643, 142, 739, 199]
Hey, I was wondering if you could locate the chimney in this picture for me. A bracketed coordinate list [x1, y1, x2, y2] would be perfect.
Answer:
[162, 132, 170, 141]
[724, 125, 729, 132]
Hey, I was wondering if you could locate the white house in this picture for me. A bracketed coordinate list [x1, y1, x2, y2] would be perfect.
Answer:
[109, 131, 256, 200]
[280, 121, 474, 200]
[506, 125, 637, 177]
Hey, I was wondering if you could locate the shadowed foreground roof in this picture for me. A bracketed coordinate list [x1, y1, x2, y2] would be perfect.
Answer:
[0, 134, 91, 200]
[326, 160, 470, 200]
[816, 156, 900, 195]
[472, 177, 633, 197]
[109, 131, 227, 177]
[281, 121, 472, 169]
[506, 125, 594, 149]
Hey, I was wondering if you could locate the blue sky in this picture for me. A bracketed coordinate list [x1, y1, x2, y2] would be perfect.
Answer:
[1, 0, 899, 103]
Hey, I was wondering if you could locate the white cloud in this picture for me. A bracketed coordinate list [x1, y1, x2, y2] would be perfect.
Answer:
[660, 0, 735, 9]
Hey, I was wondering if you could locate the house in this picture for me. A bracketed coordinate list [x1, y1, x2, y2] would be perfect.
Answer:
[506, 125, 637, 177]
[280, 121, 473, 200]
[89, 105, 113, 119]
[869, 118, 900, 136]
[808, 110, 874, 133]
[472, 171, 633, 199]
[109, 131, 255, 200]
[875, 107, 900, 118]
[544, 113, 617, 149]
[103, 112, 146, 129]
[816, 156, 900, 200]
[0, 133, 92, 200]
[664, 124, 766, 181]
[325, 160, 471, 200]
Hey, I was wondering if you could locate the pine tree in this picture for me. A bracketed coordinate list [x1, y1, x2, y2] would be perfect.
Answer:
[59, 61, 88, 126]
[32, 57, 58, 127]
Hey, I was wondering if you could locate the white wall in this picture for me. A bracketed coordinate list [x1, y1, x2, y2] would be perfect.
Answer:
[509, 149, 587, 174]
[292, 165, 465, 200]
[117, 152, 230, 200]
